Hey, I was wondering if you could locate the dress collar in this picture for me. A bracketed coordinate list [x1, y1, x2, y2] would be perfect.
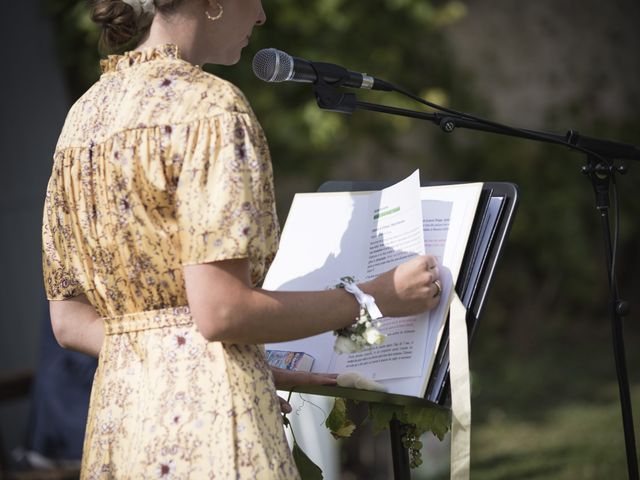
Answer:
[100, 44, 180, 74]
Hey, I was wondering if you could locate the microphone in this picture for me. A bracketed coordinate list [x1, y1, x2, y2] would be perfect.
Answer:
[252, 48, 393, 92]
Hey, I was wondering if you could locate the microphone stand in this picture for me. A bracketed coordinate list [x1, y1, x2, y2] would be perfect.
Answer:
[311, 81, 640, 479]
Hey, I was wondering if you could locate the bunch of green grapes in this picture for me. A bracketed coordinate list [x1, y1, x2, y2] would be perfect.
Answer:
[400, 423, 424, 468]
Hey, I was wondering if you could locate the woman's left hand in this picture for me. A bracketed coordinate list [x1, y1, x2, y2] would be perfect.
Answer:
[271, 366, 338, 390]
[271, 367, 338, 414]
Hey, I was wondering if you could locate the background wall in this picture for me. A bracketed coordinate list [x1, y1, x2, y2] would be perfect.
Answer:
[0, 0, 70, 458]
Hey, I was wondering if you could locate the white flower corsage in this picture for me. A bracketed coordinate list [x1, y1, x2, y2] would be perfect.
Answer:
[333, 276, 386, 354]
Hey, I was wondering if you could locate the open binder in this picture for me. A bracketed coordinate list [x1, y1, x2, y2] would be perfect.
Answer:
[278, 180, 518, 408]
[268, 179, 518, 479]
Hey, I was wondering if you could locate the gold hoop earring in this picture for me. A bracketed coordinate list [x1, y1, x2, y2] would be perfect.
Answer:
[205, 2, 223, 21]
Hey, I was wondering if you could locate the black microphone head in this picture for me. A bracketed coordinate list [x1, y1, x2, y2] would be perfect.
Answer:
[252, 48, 294, 83]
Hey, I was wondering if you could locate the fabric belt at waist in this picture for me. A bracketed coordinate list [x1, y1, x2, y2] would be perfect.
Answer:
[102, 306, 193, 335]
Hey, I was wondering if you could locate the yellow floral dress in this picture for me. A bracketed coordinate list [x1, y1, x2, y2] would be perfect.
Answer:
[42, 44, 299, 479]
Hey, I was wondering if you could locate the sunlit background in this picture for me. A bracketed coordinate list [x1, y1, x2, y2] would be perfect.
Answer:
[1, 0, 639, 478]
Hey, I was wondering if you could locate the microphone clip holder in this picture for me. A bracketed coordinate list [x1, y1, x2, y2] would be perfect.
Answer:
[310, 63, 357, 114]
[313, 83, 357, 114]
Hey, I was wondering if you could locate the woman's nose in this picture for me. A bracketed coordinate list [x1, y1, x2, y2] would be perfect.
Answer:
[256, 4, 267, 25]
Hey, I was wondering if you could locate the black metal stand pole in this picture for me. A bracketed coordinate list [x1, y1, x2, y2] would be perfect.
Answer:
[389, 417, 411, 480]
[584, 157, 638, 480]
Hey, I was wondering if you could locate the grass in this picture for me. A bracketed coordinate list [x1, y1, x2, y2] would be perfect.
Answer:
[414, 318, 640, 480]
[470, 384, 639, 479]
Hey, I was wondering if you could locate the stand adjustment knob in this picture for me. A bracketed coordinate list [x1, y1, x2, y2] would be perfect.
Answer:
[616, 300, 630, 317]
[440, 118, 456, 133]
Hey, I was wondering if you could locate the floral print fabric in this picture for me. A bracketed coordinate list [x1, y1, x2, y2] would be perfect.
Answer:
[42, 45, 298, 479]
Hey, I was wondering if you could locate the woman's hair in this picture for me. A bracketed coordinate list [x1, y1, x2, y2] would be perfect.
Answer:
[91, 0, 186, 53]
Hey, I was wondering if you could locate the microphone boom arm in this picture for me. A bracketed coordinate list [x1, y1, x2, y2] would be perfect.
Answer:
[311, 82, 640, 162]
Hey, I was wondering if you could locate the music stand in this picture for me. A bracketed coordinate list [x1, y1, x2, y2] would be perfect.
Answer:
[289, 179, 519, 479]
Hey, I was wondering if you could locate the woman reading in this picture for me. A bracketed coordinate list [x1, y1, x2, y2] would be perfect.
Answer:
[43, 0, 442, 477]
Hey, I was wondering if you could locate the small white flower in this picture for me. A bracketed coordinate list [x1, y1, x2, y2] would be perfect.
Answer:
[365, 321, 372, 328]
[363, 327, 386, 345]
[334, 336, 360, 354]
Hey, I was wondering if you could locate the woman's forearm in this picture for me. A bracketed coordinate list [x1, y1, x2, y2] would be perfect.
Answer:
[221, 287, 361, 343]
[186, 264, 360, 343]
[185, 256, 441, 344]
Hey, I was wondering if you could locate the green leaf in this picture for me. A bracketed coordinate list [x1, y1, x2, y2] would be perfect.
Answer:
[368, 403, 404, 434]
[332, 422, 357, 439]
[292, 441, 324, 480]
[430, 409, 452, 441]
[404, 405, 451, 441]
[325, 398, 356, 438]
[325, 398, 347, 432]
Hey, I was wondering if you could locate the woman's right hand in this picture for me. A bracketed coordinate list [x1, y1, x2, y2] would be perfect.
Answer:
[361, 255, 442, 317]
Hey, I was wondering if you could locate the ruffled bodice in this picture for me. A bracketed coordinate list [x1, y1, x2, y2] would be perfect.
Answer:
[99, 43, 181, 73]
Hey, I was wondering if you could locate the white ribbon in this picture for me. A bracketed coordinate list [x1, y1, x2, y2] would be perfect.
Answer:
[342, 282, 383, 320]
[449, 293, 471, 480]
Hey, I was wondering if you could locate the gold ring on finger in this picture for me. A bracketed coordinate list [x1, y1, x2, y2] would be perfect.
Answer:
[433, 280, 442, 298]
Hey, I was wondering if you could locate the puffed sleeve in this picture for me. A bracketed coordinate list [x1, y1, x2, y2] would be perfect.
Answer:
[175, 110, 279, 286]
[42, 177, 83, 300]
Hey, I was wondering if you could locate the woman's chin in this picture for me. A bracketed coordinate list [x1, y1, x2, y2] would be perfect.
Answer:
[214, 51, 243, 66]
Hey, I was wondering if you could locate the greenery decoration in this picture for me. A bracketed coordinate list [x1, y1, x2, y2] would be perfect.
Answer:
[285, 395, 450, 477]
[326, 398, 450, 470]
[283, 415, 324, 480]
[325, 397, 356, 439]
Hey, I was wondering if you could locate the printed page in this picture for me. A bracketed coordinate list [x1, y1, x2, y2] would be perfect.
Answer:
[329, 171, 429, 380]
[363, 170, 425, 280]
[329, 311, 430, 381]
[266, 171, 427, 378]
[382, 183, 483, 396]
[416, 183, 483, 382]
[382, 270, 453, 397]
[422, 184, 484, 283]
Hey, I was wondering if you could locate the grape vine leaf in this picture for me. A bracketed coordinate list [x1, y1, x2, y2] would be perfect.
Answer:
[368, 403, 404, 434]
[404, 405, 451, 440]
[326, 398, 356, 439]
[292, 440, 324, 480]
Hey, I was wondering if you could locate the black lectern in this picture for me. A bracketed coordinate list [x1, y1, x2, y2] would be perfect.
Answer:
[289, 179, 519, 479]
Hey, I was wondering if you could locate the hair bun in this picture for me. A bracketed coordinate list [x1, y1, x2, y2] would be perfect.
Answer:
[91, 0, 182, 53]
[91, 0, 141, 53]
